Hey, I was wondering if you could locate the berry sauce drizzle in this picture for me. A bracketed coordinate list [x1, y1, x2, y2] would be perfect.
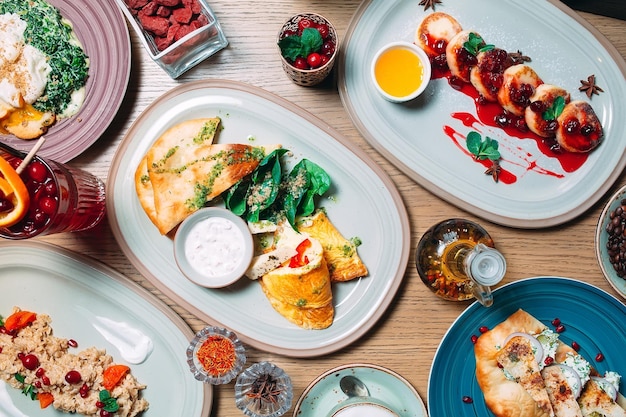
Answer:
[433, 68, 588, 184]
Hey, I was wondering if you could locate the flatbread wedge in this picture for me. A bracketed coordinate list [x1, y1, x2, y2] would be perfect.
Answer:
[135, 117, 221, 231]
[475, 309, 554, 417]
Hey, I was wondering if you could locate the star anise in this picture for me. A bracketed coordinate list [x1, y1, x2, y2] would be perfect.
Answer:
[485, 160, 501, 183]
[418, 0, 443, 11]
[579, 74, 603, 99]
[508, 50, 531, 65]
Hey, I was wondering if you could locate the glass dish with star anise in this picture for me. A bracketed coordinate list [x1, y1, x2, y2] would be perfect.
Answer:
[235, 361, 293, 417]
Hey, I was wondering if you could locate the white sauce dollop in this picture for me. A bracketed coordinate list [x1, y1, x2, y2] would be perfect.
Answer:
[93, 316, 154, 364]
[0, 381, 30, 417]
[0, 13, 51, 107]
[184, 216, 247, 278]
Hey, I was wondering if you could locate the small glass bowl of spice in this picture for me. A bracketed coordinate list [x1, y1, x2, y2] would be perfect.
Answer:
[235, 361, 293, 417]
[186, 326, 246, 385]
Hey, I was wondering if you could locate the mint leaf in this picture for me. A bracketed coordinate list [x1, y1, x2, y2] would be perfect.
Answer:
[99, 390, 119, 413]
[278, 28, 322, 61]
[463, 32, 494, 56]
[542, 96, 566, 121]
[300, 27, 323, 57]
[278, 35, 302, 61]
[466, 131, 501, 161]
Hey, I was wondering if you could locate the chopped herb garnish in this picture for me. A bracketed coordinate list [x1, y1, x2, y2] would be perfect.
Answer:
[15, 373, 37, 400]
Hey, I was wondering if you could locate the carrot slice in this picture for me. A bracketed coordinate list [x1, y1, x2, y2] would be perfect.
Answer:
[37, 392, 54, 409]
[102, 364, 130, 390]
[3, 310, 37, 332]
[0, 155, 30, 227]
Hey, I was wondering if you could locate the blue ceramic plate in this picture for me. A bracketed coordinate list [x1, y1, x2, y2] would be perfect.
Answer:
[293, 363, 427, 417]
[339, 0, 626, 228]
[428, 277, 626, 417]
[0, 241, 211, 417]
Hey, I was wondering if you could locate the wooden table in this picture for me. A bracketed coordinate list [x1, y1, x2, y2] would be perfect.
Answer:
[37, 1, 626, 416]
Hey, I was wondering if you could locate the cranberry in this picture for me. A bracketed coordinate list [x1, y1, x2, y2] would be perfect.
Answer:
[545, 120, 559, 133]
[65, 370, 82, 384]
[307, 52, 323, 68]
[293, 57, 309, 70]
[321, 40, 335, 57]
[448, 76, 465, 91]
[470, 334, 478, 344]
[297, 18, 315, 33]
[462, 396, 473, 403]
[433, 39, 446, 54]
[316, 23, 329, 39]
[529, 100, 546, 113]
[0, 198, 14, 213]
[580, 124, 595, 136]
[514, 117, 528, 132]
[595, 353, 604, 362]
[571, 341, 580, 351]
[44, 180, 57, 196]
[495, 113, 510, 127]
[21, 354, 39, 370]
[32, 210, 49, 226]
[432, 54, 448, 69]
[39, 196, 58, 215]
[565, 119, 580, 134]
[282, 29, 297, 38]
[28, 161, 47, 183]
[319, 55, 330, 66]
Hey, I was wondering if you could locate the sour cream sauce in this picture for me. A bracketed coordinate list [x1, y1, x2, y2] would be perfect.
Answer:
[184, 216, 247, 278]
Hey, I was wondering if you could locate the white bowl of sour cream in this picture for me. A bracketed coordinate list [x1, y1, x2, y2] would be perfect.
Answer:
[174, 207, 254, 288]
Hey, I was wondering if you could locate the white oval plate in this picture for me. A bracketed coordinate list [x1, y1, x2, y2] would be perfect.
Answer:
[338, 0, 626, 228]
[107, 80, 410, 358]
[0, 241, 211, 417]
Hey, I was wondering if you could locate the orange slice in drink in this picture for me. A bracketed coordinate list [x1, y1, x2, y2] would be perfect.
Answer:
[0, 156, 30, 227]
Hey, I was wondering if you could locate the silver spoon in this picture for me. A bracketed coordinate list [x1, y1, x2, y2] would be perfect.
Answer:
[339, 375, 370, 397]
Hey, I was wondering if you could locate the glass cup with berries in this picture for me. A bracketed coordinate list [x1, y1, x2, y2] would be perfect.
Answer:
[0, 147, 106, 239]
[277, 13, 338, 86]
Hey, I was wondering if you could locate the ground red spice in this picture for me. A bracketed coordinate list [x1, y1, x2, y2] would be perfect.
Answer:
[196, 335, 236, 376]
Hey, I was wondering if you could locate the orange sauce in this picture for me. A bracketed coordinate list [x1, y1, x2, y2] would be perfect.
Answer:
[374, 48, 424, 98]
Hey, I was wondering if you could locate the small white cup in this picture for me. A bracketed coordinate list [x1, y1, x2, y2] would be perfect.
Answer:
[371, 41, 431, 103]
[329, 396, 398, 417]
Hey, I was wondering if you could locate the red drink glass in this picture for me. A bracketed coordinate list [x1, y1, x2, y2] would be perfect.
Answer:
[0, 149, 106, 239]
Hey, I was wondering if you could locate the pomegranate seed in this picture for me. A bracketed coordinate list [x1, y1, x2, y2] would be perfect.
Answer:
[595, 353, 604, 362]
[479, 326, 489, 333]
[544, 356, 554, 366]
[42, 376, 50, 385]
[36, 367, 45, 377]
[17, 352, 25, 360]
[462, 396, 473, 403]
[34, 381, 42, 388]
[555, 324, 565, 333]
[21, 354, 40, 370]
[571, 341, 580, 351]
[471, 335, 478, 344]
[0, 347, 3, 353]
[65, 370, 82, 384]
[68, 339, 78, 348]
[96, 401, 105, 408]
[100, 410, 111, 417]
[551, 318, 561, 326]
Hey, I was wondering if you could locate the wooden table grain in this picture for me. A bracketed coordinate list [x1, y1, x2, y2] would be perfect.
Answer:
[37, 1, 626, 416]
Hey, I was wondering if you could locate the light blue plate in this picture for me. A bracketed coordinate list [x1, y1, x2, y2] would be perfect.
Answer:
[595, 183, 626, 298]
[0, 241, 211, 417]
[107, 80, 410, 358]
[293, 363, 427, 417]
[428, 277, 626, 417]
[339, 0, 626, 228]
